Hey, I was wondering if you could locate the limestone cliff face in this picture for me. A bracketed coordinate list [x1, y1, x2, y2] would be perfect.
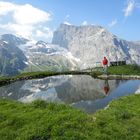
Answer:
[52, 24, 140, 69]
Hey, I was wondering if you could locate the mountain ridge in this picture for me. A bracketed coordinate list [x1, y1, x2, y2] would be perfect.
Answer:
[52, 23, 140, 69]
[0, 23, 140, 75]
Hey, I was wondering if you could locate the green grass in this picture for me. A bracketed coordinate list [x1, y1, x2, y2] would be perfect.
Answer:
[0, 99, 94, 140]
[90, 65, 140, 78]
[94, 94, 140, 139]
[23, 64, 68, 72]
[108, 65, 140, 75]
[1, 94, 140, 140]
[90, 70, 102, 78]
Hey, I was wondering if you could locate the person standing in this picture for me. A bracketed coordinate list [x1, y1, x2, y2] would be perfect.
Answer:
[102, 57, 108, 74]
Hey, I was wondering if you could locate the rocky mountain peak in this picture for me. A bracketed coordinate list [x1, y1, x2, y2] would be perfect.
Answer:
[0, 34, 28, 46]
[52, 24, 140, 69]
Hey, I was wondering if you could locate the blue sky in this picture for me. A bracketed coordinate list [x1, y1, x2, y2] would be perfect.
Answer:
[0, 0, 140, 42]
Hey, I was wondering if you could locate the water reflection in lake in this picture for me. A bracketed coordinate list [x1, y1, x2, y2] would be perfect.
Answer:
[103, 80, 110, 96]
[0, 75, 140, 113]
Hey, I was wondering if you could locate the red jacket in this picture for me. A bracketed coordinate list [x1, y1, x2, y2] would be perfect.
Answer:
[102, 57, 108, 65]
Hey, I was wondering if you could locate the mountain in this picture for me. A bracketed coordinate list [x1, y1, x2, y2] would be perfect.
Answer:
[0, 34, 78, 75]
[52, 24, 140, 69]
[1, 24, 140, 75]
[0, 34, 28, 75]
[20, 39, 79, 72]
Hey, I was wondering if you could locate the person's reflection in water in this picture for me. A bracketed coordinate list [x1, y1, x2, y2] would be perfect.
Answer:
[103, 80, 110, 96]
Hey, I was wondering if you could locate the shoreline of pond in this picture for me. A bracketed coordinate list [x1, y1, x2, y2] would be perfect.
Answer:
[0, 71, 91, 87]
[1, 71, 140, 87]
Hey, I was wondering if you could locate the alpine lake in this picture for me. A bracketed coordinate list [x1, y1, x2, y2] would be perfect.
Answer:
[0, 74, 140, 114]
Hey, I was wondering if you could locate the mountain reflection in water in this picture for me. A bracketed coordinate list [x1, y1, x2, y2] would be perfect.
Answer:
[0, 75, 140, 113]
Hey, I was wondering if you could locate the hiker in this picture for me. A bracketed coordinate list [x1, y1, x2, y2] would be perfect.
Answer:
[102, 57, 108, 74]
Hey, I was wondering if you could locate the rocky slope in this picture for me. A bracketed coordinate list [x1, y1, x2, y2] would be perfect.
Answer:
[52, 24, 140, 69]
[0, 34, 27, 75]
[22, 40, 79, 71]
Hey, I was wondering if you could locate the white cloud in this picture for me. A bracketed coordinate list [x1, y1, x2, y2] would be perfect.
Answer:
[0, 1, 16, 15]
[108, 19, 118, 27]
[0, 23, 36, 41]
[0, 1, 52, 41]
[123, 0, 140, 19]
[14, 4, 50, 25]
[36, 27, 53, 39]
[82, 21, 88, 26]
[124, 0, 135, 17]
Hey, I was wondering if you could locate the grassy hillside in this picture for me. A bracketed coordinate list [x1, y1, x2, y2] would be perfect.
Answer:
[108, 65, 140, 75]
[0, 94, 140, 140]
